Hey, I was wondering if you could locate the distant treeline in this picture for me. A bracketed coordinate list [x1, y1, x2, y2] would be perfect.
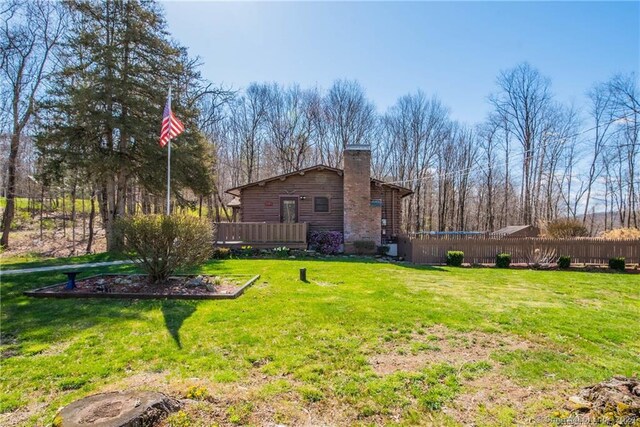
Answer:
[1, 0, 637, 251]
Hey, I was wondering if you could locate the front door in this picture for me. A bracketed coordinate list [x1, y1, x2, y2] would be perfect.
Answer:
[280, 197, 298, 223]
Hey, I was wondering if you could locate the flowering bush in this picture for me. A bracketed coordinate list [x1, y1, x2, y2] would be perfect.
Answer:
[308, 231, 343, 255]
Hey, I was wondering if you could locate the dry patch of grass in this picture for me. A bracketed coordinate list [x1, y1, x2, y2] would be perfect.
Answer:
[445, 372, 567, 426]
[103, 370, 356, 426]
[369, 324, 534, 375]
[368, 325, 568, 426]
[0, 402, 49, 427]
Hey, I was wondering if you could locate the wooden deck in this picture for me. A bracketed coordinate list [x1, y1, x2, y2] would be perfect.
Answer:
[214, 222, 308, 249]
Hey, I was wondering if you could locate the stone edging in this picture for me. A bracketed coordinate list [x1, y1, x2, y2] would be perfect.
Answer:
[23, 274, 260, 300]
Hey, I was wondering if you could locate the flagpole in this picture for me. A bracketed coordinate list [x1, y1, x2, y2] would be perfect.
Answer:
[166, 86, 172, 216]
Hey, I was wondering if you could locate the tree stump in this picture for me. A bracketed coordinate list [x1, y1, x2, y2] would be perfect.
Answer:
[568, 376, 640, 421]
[54, 391, 181, 427]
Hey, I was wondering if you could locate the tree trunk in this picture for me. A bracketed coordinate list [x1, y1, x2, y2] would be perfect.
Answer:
[82, 186, 86, 240]
[70, 177, 77, 255]
[0, 134, 21, 248]
[39, 185, 45, 239]
[86, 189, 96, 254]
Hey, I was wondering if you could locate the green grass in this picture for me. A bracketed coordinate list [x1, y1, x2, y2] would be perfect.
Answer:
[1, 259, 638, 426]
[0, 197, 228, 219]
[0, 196, 91, 212]
[0, 197, 36, 210]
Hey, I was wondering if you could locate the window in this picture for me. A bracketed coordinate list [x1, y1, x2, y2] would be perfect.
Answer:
[280, 198, 298, 223]
[314, 196, 329, 213]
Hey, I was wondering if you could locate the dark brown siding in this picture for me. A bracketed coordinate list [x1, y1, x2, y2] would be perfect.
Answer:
[371, 184, 403, 241]
[238, 169, 405, 239]
[240, 169, 345, 233]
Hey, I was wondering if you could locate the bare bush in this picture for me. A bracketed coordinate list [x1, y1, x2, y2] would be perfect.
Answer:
[526, 247, 558, 269]
[115, 215, 213, 283]
[545, 219, 589, 238]
[599, 228, 640, 240]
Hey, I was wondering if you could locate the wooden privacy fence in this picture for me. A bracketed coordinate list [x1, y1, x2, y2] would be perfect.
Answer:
[398, 236, 640, 265]
[214, 222, 308, 248]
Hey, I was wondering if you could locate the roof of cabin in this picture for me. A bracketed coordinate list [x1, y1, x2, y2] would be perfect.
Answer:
[225, 164, 413, 197]
[491, 225, 536, 235]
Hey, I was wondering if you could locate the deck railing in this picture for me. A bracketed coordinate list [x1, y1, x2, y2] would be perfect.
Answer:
[214, 222, 308, 248]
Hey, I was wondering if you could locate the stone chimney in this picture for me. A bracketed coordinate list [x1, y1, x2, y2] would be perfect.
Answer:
[343, 144, 381, 253]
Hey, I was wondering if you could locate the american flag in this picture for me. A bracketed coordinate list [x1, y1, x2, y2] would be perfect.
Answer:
[159, 91, 184, 147]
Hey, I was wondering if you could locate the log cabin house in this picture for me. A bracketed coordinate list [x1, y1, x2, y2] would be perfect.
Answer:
[223, 145, 412, 253]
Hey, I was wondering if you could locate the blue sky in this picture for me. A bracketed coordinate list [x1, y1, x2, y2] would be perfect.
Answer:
[162, 1, 639, 124]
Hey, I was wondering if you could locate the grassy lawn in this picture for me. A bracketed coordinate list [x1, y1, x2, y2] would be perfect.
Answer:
[1, 258, 638, 426]
[0, 196, 228, 220]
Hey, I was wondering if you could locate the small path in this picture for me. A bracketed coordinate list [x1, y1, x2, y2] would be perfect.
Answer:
[0, 260, 134, 276]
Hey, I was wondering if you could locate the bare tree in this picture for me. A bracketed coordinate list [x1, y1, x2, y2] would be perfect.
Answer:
[581, 83, 615, 225]
[490, 63, 553, 225]
[0, 0, 64, 248]
[320, 80, 376, 166]
[608, 74, 639, 228]
[263, 83, 316, 174]
[228, 83, 269, 182]
[380, 92, 449, 231]
[478, 119, 501, 230]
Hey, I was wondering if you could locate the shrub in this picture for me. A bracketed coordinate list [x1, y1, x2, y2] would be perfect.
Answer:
[165, 411, 192, 427]
[114, 214, 212, 283]
[545, 219, 589, 238]
[377, 245, 390, 256]
[526, 248, 557, 268]
[600, 227, 640, 240]
[609, 257, 626, 271]
[496, 253, 511, 268]
[353, 240, 376, 255]
[239, 245, 255, 257]
[231, 245, 258, 258]
[446, 251, 464, 267]
[185, 385, 209, 400]
[212, 247, 231, 259]
[308, 231, 343, 255]
[273, 246, 290, 257]
[557, 255, 571, 269]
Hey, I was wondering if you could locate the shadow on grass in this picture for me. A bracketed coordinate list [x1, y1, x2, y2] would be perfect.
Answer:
[160, 300, 199, 349]
[1, 265, 148, 350]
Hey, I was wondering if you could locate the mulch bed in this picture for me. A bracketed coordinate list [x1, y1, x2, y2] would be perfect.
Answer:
[24, 274, 260, 300]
